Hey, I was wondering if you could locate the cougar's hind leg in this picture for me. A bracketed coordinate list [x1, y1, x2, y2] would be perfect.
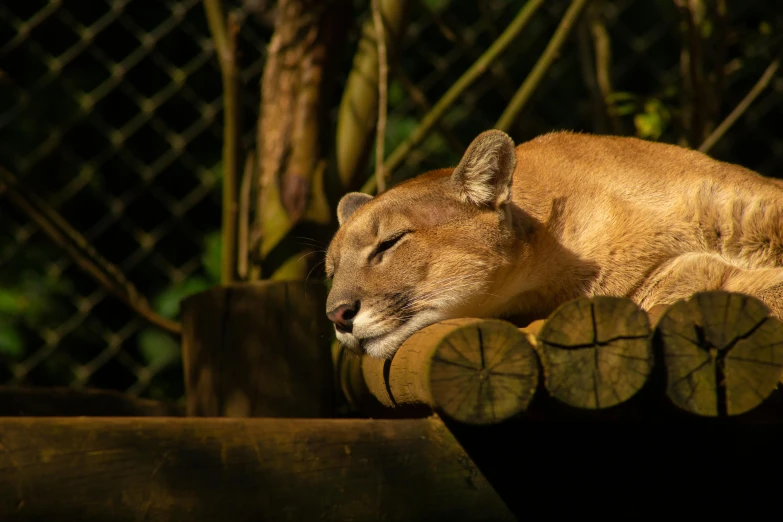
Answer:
[724, 272, 783, 321]
[634, 252, 783, 320]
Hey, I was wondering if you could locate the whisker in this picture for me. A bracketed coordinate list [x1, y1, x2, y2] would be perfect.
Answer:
[400, 280, 487, 312]
[292, 235, 326, 248]
[293, 250, 325, 265]
[306, 259, 326, 282]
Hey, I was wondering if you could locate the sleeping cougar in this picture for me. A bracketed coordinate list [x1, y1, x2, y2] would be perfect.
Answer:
[325, 130, 783, 359]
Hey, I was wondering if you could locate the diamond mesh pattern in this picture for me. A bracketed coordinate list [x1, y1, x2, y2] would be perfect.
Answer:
[1, 0, 780, 400]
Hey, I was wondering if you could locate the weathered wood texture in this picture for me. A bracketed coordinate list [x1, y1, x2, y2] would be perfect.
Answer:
[356, 319, 539, 424]
[657, 291, 783, 416]
[536, 296, 654, 409]
[348, 292, 783, 420]
[0, 417, 515, 522]
[181, 281, 334, 417]
[0, 387, 183, 417]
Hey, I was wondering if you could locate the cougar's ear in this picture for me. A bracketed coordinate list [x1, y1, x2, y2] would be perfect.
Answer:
[337, 192, 373, 226]
[451, 129, 517, 208]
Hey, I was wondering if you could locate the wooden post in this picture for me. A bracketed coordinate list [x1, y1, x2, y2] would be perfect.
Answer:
[535, 296, 654, 410]
[655, 290, 783, 416]
[0, 417, 516, 522]
[181, 280, 334, 418]
[356, 318, 539, 424]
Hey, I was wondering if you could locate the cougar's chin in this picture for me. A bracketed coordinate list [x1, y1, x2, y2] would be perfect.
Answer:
[335, 330, 361, 355]
[349, 309, 446, 360]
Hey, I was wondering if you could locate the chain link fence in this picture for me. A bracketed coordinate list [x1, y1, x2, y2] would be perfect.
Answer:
[1, 0, 782, 402]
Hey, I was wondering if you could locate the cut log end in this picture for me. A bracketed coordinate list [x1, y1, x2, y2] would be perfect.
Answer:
[657, 291, 783, 417]
[537, 296, 653, 410]
[438, 319, 538, 424]
[351, 319, 539, 425]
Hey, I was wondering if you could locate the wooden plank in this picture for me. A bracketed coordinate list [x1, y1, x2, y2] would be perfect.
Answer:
[0, 417, 515, 522]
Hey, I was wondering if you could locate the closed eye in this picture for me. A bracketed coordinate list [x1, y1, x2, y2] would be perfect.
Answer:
[374, 231, 409, 258]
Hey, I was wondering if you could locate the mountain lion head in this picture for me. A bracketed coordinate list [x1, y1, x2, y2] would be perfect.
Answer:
[325, 130, 527, 358]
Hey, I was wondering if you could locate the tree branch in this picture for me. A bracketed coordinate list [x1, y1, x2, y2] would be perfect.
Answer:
[495, 0, 591, 131]
[371, 0, 388, 194]
[577, 13, 607, 133]
[0, 168, 181, 335]
[589, 0, 621, 133]
[698, 53, 781, 153]
[335, 0, 410, 192]
[361, 0, 546, 194]
[238, 150, 255, 280]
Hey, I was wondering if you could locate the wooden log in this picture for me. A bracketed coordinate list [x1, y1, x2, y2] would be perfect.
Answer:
[0, 417, 515, 522]
[535, 296, 653, 410]
[0, 386, 183, 417]
[656, 291, 783, 416]
[519, 319, 545, 337]
[361, 355, 394, 407]
[181, 280, 334, 418]
[358, 318, 539, 425]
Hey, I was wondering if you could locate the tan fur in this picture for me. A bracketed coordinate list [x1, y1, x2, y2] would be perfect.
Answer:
[326, 130, 783, 358]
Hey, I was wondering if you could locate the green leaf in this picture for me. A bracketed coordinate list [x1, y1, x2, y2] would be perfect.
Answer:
[0, 289, 23, 315]
[0, 322, 24, 359]
[153, 277, 212, 320]
[635, 112, 665, 141]
[611, 102, 637, 116]
[138, 328, 180, 368]
[633, 98, 670, 141]
[606, 91, 638, 103]
[202, 231, 222, 284]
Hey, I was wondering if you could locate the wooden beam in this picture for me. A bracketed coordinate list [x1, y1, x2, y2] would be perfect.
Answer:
[0, 416, 515, 522]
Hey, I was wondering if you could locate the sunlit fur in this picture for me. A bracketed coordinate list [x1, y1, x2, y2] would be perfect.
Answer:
[326, 130, 783, 359]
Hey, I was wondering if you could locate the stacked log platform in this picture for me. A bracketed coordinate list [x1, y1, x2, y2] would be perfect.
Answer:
[338, 291, 783, 424]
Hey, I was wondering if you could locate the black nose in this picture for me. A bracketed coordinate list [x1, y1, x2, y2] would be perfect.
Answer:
[327, 302, 359, 334]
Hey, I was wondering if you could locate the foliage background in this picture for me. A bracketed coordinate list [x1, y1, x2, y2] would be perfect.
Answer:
[1, 0, 781, 402]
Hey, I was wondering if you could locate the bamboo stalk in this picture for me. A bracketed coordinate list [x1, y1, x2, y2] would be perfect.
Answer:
[237, 150, 255, 279]
[335, 0, 410, 191]
[204, 0, 241, 284]
[371, 0, 388, 194]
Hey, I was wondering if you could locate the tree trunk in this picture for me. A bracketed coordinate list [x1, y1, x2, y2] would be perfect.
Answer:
[252, 0, 351, 280]
[181, 280, 334, 417]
